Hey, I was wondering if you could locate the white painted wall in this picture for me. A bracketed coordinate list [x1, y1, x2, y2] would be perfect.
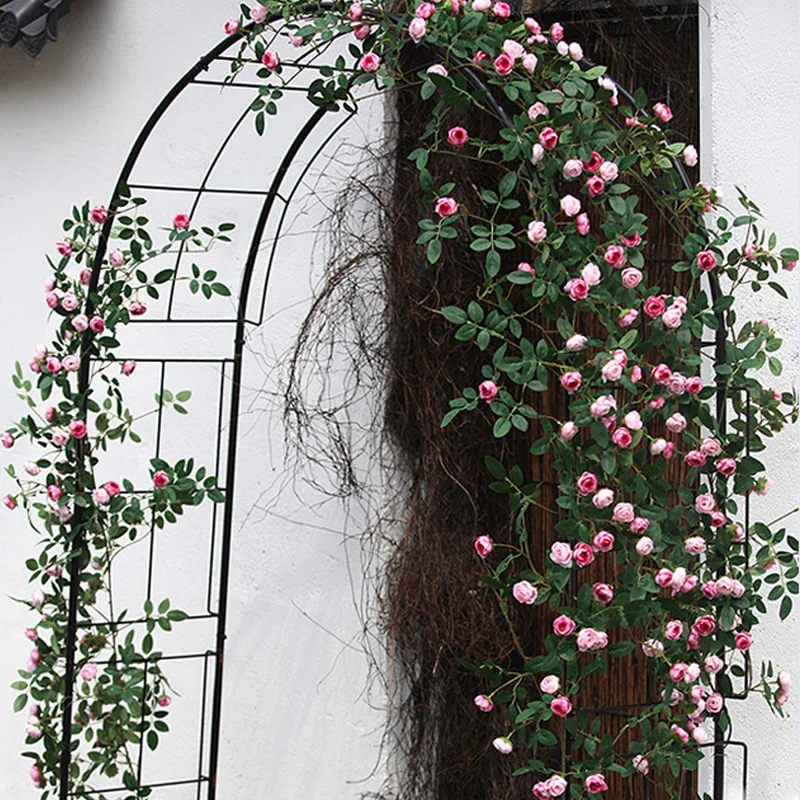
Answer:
[0, 1, 798, 799]
[700, 2, 800, 798]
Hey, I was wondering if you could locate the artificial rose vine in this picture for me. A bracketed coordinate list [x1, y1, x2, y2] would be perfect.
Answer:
[8, 192, 233, 796]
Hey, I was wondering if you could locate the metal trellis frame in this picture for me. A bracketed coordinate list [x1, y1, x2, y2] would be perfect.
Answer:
[55, 7, 742, 799]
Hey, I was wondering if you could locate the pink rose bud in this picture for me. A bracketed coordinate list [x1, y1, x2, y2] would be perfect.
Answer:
[474, 535, 493, 558]
[173, 213, 191, 230]
[705, 654, 724, 674]
[685, 536, 707, 555]
[223, 17, 239, 34]
[72, 314, 88, 331]
[89, 205, 108, 224]
[474, 694, 493, 712]
[576, 213, 590, 235]
[4, 494, 17, 510]
[478, 380, 498, 402]
[348, 3, 363, 20]
[559, 194, 581, 217]
[153, 470, 170, 488]
[592, 489, 614, 509]
[734, 631, 752, 651]
[697, 250, 718, 271]
[408, 18, 427, 43]
[550, 541, 573, 567]
[46, 484, 62, 502]
[573, 542, 595, 568]
[249, 3, 267, 22]
[69, 420, 87, 439]
[550, 696, 572, 717]
[353, 24, 371, 40]
[121, 360, 137, 376]
[157, 695, 172, 707]
[635, 536, 653, 556]
[655, 568, 673, 588]
[550, 21, 564, 41]
[56, 239, 73, 256]
[492, 736, 512, 754]
[560, 371, 582, 392]
[129, 302, 147, 316]
[653, 102, 673, 122]
[565, 334, 587, 352]
[612, 502, 634, 523]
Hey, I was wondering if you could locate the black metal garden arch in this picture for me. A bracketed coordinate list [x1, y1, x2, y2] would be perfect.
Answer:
[59, 8, 748, 799]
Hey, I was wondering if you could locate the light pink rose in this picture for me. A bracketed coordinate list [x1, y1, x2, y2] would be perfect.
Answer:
[701, 437, 722, 456]
[530, 143, 545, 165]
[619, 309, 638, 327]
[522, 53, 538, 73]
[599, 161, 618, 181]
[683, 144, 698, 167]
[72, 314, 88, 331]
[581, 262, 601, 286]
[630, 516, 649, 534]
[517, 262, 535, 275]
[635, 536, 653, 556]
[560, 194, 581, 216]
[427, 63, 448, 78]
[550, 21, 564, 40]
[612, 427, 632, 448]
[694, 493, 715, 514]
[528, 102, 548, 121]
[665, 413, 686, 433]
[568, 41, 583, 60]
[612, 502, 634, 523]
[540, 674, 560, 694]
[532, 783, 552, 800]
[590, 395, 616, 417]
[563, 159, 583, 179]
[494, 54, 514, 75]
[705, 655, 724, 675]
[408, 18, 427, 42]
[577, 471, 598, 496]
[621, 268, 642, 288]
[492, 737, 513, 754]
[560, 421, 578, 441]
[61, 293, 78, 312]
[667, 373, 686, 395]
[474, 694, 493, 712]
[528, 220, 547, 243]
[545, 775, 567, 797]
[705, 693, 724, 713]
[565, 334, 587, 352]
[576, 213, 590, 235]
[685, 536, 706, 555]
[602, 361, 623, 383]
[624, 411, 642, 430]
[697, 250, 718, 271]
[642, 639, 664, 657]
[685, 376, 703, 394]
[223, 17, 239, 34]
[492, 1, 510, 16]
[662, 306, 683, 328]
[80, 663, 98, 681]
[550, 541, 573, 567]
[249, 3, 267, 22]
[512, 580, 538, 604]
[632, 755, 649, 775]
[592, 489, 614, 509]
[416, 2, 435, 17]
[716, 458, 736, 476]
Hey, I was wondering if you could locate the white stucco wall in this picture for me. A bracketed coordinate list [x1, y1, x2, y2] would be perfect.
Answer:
[700, 2, 800, 798]
[0, 2, 798, 799]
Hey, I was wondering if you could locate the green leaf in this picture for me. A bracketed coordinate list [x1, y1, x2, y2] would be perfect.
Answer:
[427, 239, 442, 264]
[13, 694, 27, 713]
[498, 172, 517, 198]
[780, 596, 793, 620]
[493, 418, 512, 438]
[608, 641, 635, 657]
[441, 306, 467, 324]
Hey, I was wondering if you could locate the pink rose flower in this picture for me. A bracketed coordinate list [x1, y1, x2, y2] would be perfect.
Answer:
[173, 213, 190, 230]
[122, 360, 137, 376]
[550, 21, 564, 40]
[479, 380, 498, 402]
[61, 293, 78, 312]
[653, 102, 673, 122]
[72, 314, 88, 331]
[705, 655, 724, 674]
[560, 371, 582, 392]
[493, 53, 514, 75]
[89, 316, 105, 333]
[706, 693, 724, 713]
[447, 126, 468, 147]
[584, 773, 608, 793]
[564, 277, 589, 300]
[492, 736, 513, 754]
[353, 24, 371, 40]
[611, 427, 631, 448]
[630, 516, 649, 534]
[652, 363, 672, 384]
[576, 471, 598, 496]
[684, 450, 706, 468]
[512, 581, 538, 604]
[56, 239, 73, 257]
[694, 493, 715, 514]
[89, 205, 107, 224]
[80, 268, 92, 285]
[474, 535, 493, 558]
[565, 334, 586, 352]
[80, 663, 98, 681]
[416, 2, 435, 17]
[701, 437, 722, 456]
[734, 631, 753, 651]
[545, 776, 567, 797]
[538, 127, 559, 151]
[223, 17, 239, 34]
[502, 38, 525, 59]
[104, 481, 121, 496]
[693, 615, 715, 636]
[697, 250, 718, 271]
[593, 530, 614, 552]
[348, 3, 363, 20]
[685, 376, 703, 394]
[665, 620, 684, 640]
[563, 159, 583, 179]
[552, 615, 576, 636]
[684, 144, 698, 167]
[618, 308, 638, 327]
[632, 755, 649, 775]
[604, 245, 625, 267]
[573, 542, 595, 568]
[532, 783, 551, 800]
[716, 457, 737, 476]
[492, 1, 510, 16]
[642, 639, 664, 657]
[92, 488, 110, 505]
[560, 194, 581, 216]
[599, 161, 618, 181]
[69, 420, 87, 439]
[360, 52, 381, 72]
[685, 536, 707, 555]
[593, 582, 613, 603]
[517, 262, 535, 275]
[550, 696, 572, 717]
[46, 292, 59, 309]
[435, 197, 458, 217]
[586, 176, 605, 197]
[644, 296, 666, 318]
[576, 213, 590, 235]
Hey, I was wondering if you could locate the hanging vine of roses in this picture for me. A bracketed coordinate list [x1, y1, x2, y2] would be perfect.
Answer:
[8, 189, 233, 797]
[225, 2, 798, 797]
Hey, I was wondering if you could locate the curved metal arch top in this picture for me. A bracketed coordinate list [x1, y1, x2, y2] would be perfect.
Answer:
[57, 11, 732, 799]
